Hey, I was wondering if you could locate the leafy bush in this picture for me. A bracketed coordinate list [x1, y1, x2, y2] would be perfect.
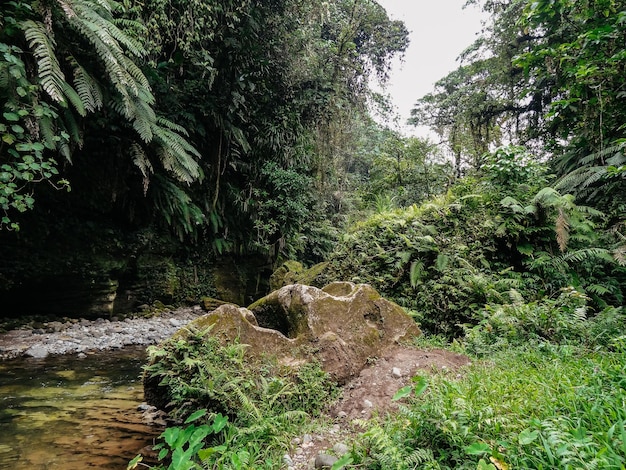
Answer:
[322, 146, 625, 336]
[144, 327, 338, 423]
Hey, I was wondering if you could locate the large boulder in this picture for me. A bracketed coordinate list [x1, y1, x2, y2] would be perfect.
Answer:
[144, 282, 421, 410]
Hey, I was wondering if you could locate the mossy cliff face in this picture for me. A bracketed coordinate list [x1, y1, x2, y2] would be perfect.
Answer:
[144, 283, 421, 410]
[0, 213, 269, 318]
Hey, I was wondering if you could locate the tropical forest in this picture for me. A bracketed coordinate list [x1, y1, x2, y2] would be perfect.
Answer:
[1, 0, 626, 469]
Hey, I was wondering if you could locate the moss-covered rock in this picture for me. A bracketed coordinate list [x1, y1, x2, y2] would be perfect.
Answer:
[144, 283, 421, 413]
[269, 261, 329, 291]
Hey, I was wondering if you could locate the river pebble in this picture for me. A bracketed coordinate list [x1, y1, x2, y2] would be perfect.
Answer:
[0, 306, 204, 360]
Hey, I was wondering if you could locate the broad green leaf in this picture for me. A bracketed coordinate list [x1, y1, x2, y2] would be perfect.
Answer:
[170, 447, 194, 470]
[198, 445, 227, 461]
[477, 458, 497, 470]
[3, 112, 19, 121]
[411, 375, 428, 396]
[211, 413, 228, 433]
[518, 428, 539, 445]
[331, 454, 353, 469]
[465, 442, 491, 455]
[184, 409, 207, 424]
[162, 427, 181, 447]
[392, 385, 412, 401]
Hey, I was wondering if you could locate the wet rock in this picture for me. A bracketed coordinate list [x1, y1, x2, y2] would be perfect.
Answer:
[0, 307, 204, 360]
[333, 443, 349, 456]
[314, 453, 338, 468]
[24, 344, 49, 358]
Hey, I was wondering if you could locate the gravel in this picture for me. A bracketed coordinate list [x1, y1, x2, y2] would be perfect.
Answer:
[0, 306, 204, 360]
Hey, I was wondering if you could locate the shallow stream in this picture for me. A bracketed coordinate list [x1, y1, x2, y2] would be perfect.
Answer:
[0, 346, 158, 469]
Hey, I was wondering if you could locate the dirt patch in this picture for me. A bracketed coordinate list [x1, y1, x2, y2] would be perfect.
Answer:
[330, 345, 471, 420]
[286, 345, 471, 469]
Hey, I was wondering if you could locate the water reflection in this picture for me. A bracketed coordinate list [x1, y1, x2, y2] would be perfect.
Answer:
[0, 346, 158, 469]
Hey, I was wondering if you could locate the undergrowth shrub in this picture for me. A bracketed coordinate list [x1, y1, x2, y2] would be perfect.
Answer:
[464, 288, 626, 355]
[144, 326, 339, 423]
[138, 326, 341, 469]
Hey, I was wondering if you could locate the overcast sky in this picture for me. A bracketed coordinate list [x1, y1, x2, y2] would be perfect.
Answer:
[374, 0, 487, 136]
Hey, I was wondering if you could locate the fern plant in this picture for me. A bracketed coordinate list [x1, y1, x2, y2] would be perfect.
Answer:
[0, 0, 201, 230]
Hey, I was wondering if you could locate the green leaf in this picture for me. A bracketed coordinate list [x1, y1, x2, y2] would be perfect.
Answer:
[211, 413, 228, 433]
[518, 428, 539, 445]
[331, 454, 353, 469]
[126, 454, 142, 470]
[410, 260, 424, 288]
[392, 385, 412, 401]
[411, 375, 428, 396]
[162, 427, 181, 447]
[170, 447, 194, 470]
[477, 458, 497, 470]
[198, 445, 227, 461]
[184, 409, 207, 424]
[158, 448, 168, 460]
[3, 112, 19, 121]
[465, 442, 491, 455]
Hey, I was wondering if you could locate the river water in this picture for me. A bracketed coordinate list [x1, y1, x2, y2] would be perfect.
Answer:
[0, 346, 158, 469]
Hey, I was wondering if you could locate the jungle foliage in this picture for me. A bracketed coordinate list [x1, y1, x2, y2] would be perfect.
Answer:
[323, 144, 626, 336]
[0, 0, 408, 262]
[112, 1, 626, 469]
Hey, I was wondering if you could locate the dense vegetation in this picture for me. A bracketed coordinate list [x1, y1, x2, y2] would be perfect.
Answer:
[1, 0, 626, 469]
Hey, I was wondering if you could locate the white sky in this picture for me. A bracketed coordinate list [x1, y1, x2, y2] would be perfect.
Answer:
[373, 0, 487, 137]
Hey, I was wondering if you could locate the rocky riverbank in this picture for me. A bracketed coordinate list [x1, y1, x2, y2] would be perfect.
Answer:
[0, 306, 204, 360]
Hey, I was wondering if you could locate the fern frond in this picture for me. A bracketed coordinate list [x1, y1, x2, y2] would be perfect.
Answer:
[532, 186, 561, 206]
[153, 124, 202, 183]
[69, 57, 103, 112]
[613, 245, 626, 266]
[60, 109, 82, 151]
[560, 248, 615, 265]
[225, 382, 261, 421]
[500, 195, 524, 213]
[0, 61, 9, 89]
[120, 54, 152, 94]
[59, 79, 86, 116]
[156, 116, 190, 136]
[555, 208, 570, 252]
[20, 20, 66, 103]
[410, 260, 425, 288]
[435, 253, 450, 272]
[129, 143, 152, 194]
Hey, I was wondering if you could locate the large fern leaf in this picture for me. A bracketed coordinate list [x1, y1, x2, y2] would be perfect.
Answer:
[20, 20, 66, 103]
[69, 57, 103, 113]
